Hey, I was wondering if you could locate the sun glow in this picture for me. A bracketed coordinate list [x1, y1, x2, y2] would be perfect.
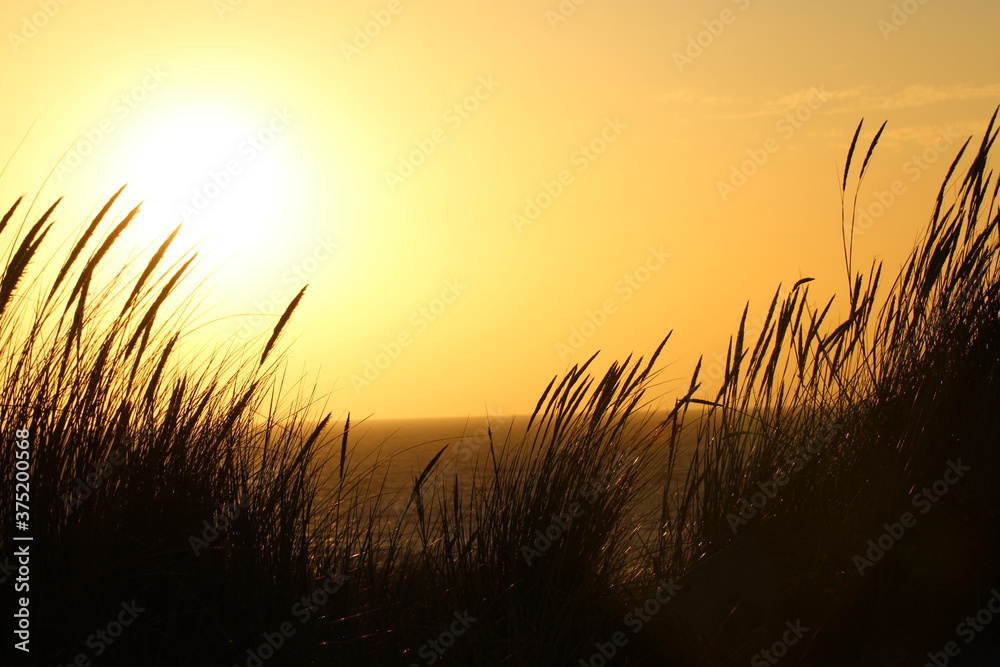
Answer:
[113, 101, 304, 262]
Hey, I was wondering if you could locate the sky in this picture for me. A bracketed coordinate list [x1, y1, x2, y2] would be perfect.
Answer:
[1, 0, 998, 419]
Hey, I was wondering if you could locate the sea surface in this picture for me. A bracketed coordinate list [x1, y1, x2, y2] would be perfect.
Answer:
[302, 411, 702, 538]
[321, 413, 531, 507]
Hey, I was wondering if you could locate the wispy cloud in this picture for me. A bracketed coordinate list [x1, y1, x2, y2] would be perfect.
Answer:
[656, 83, 1000, 120]
[656, 89, 740, 106]
[850, 83, 1000, 110]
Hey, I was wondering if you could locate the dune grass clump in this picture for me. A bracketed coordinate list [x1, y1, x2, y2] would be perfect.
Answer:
[0, 188, 344, 665]
[639, 112, 1000, 665]
[301, 110, 1000, 665]
[2, 108, 999, 666]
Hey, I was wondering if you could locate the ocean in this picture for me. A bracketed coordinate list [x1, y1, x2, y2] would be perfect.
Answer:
[305, 410, 700, 538]
[324, 413, 529, 508]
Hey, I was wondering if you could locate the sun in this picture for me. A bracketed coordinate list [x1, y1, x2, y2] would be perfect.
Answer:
[113, 100, 304, 260]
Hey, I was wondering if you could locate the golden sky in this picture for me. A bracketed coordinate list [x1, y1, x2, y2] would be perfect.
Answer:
[2, 0, 998, 418]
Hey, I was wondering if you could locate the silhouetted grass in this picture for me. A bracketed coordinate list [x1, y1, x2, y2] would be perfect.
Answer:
[2, 108, 999, 666]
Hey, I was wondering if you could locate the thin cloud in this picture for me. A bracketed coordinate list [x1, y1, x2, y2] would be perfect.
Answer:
[656, 83, 1000, 120]
[857, 83, 1000, 110]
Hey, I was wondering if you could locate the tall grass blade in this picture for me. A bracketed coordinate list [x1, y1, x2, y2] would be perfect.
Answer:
[260, 285, 307, 366]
